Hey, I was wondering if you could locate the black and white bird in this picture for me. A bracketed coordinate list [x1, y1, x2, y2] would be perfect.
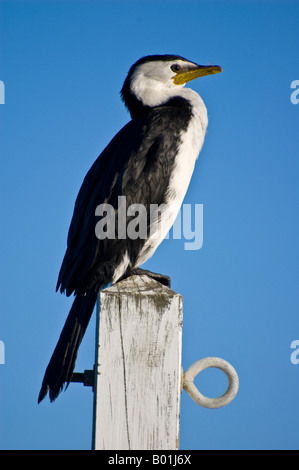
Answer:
[38, 54, 222, 403]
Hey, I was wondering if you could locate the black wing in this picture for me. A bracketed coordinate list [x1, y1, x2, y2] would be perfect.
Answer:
[56, 100, 191, 296]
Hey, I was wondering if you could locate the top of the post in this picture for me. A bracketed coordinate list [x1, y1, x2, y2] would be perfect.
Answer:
[101, 274, 179, 298]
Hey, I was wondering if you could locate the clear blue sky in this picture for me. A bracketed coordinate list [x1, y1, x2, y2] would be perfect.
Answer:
[1, 0, 299, 450]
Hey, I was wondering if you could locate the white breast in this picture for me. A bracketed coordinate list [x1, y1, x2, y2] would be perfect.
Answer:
[136, 88, 208, 267]
[168, 89, 208, 206]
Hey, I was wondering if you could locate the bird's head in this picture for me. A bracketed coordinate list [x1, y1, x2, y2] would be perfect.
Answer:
[121, 54, 222, 118]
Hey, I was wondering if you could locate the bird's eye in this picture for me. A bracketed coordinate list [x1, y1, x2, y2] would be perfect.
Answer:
[171, 64, 181, 73]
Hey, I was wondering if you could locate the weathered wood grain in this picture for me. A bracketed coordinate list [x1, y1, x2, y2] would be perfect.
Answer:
[92, 275, 183, 450]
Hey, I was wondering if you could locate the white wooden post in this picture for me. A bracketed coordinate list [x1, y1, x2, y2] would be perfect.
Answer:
[92, 275, 183, 450]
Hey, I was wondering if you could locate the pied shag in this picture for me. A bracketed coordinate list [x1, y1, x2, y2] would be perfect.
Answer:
[38, 54, 222, 403]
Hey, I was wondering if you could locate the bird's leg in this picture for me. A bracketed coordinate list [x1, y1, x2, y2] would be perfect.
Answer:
[118, 268, 171, 288]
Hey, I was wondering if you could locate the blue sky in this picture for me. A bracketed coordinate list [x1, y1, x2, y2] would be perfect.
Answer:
[0, 0, 299, 450]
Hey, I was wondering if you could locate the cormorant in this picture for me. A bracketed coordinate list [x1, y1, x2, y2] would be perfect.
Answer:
[38, 54, 222, 403]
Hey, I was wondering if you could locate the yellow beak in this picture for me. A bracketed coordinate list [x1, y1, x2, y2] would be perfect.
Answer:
[173, 64, 222, 85]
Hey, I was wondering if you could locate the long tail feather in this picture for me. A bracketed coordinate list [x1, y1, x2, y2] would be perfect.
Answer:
[38, 292, 97, 403]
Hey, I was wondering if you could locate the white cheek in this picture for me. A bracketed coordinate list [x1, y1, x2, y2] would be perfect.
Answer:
[131, 76, 172, 107]
[130, 62, 181, 107]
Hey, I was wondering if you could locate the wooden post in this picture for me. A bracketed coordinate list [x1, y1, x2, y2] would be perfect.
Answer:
[92, 275, 183, 450]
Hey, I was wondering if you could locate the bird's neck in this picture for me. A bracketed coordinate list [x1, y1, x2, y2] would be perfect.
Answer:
[126, 86, 207, 122]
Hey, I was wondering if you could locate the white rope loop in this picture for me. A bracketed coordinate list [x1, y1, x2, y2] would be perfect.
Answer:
[183, 357, 239, 409]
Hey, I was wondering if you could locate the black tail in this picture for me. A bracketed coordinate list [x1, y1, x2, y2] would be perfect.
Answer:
[38, 291, 97, 403]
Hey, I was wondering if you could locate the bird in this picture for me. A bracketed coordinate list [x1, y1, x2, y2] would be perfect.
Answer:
[38, 54, 222, 403]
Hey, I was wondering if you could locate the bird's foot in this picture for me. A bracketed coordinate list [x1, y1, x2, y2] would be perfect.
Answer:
[119, 268, 171, 288]
[133, 268, 171, 287]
